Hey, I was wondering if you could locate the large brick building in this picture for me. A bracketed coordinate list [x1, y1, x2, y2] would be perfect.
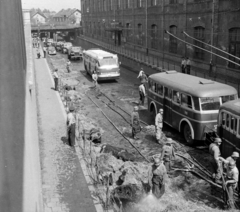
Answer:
[81, 0, 240, 81]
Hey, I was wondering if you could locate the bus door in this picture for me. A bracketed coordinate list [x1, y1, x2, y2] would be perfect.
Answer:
[163, 87, 172, 125]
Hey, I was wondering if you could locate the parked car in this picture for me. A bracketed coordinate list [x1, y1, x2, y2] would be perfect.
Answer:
[62, 42, 72, 54]
[48, 46, 56, 55]
[68, 46, 83, 60]
[47, 39, 54, 47]
[56, 41, 64, 51]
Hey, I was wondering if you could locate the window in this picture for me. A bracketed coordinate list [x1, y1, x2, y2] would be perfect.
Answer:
[238, 119, 240, 136]
[156, 84, 163, 96]
[170, 0, 178, 4]
[173, 90, 181, 104]
[169, 25, 177, 54]
[222, 95, 236, 104]
[194, 26, 205, 60]
[181, 94, 192, 109]
[151, 24, 158, 49]
[164, 87, 168, 97]
[117, 0, 121, 9]
[137, 0, 143, 8]
[192, 97, 200, 111]
[200, 97, 220, 111]
[126, 23, 131, 42]
[110, 0, 113, 10]
[137, 23, 143, 45]
[151, 0, 157, 6]
[229, 28, 240, 69]
[220, 112, 226, 126]
[226, 114, 230, 128]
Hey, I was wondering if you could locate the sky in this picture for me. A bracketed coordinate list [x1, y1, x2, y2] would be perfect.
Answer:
[22, 0, 81, 12]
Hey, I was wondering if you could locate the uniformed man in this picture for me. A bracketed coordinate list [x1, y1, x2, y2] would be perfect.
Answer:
[160, 138, 175, 172]
[148, 157, 167, 199]
[155, 108, 163, 143]
[209, 137, 222, 183]
[67, 105, 76, 147]
[220, 160, 239, 209]
[131, 106, 141, 139]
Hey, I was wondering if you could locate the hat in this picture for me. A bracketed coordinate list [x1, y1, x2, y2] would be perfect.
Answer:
[228, 161, 236, 168]
[232, 152, 239, 158]
[214, 138, 222, 143]
[159, 108, 163, 113]
[166, 138, 173, 144]
[153, 157, 161, 165]
[69, 105, 75, 111]
[134, 106, 138, 110]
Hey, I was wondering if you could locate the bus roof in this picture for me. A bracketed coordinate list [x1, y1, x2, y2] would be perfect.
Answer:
[84, 49, 117, 59]
[149, 71, 237, 97]
[220, 99, 240, 116]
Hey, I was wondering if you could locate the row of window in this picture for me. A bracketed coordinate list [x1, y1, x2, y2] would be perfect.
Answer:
[220, 111, 240, 137]
[83, 0, 185, 13]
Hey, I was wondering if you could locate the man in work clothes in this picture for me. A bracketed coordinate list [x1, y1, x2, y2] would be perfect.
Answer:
[186, 57, 191, 75]
[139, 82, 146, 106]
[160, 138, 175, 172]
[181, 57, 186, 74]
[53, 68, 59, 91]
[131, 106, 141, 139]
[67, 105, 76, 147]
[220, 151, 239, 171]
[155, 108, 163, 143]
[43, 46, 47, 58]
[209, 138, 222, 183]
[137, 67, 144, 79]
[92, 70, 98, 88]
[219, 159, 239, 209]
[149, 157, 168, 199]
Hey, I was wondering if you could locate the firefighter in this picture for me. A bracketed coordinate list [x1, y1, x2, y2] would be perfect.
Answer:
[155, 108, 163, 143]
[160, 138, 175, 172]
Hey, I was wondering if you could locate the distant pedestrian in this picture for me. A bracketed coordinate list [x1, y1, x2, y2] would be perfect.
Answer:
[36, 48, 41, 59]
[181, 57, 186, 74]
[131, 106, 141, 139]
[137, 67, 144, 79]
[186, 57, 191, 75]
[149, 157, 167, 199]
[139, 83, 146, 106]
[66, 60, 71, 73]
[92, 71, 98, 88]
[43, 46, 47, 58]
[67, 105, 76, 147]
[160, 138, 175, 172]
[155, 108, 163, 143]
[53, 68, 59, 91]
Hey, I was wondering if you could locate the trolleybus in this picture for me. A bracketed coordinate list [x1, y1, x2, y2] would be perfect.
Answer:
[83, 49, 120, 81]
[148, 71, 238, 144]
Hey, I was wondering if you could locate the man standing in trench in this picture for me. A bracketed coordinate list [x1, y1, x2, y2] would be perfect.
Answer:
[155, 108, 164, 143]
[160, 138, 175, 173]
[149, 157, 167, 199]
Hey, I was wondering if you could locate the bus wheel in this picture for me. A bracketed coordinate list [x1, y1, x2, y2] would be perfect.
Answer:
[183, 124, 194, 145]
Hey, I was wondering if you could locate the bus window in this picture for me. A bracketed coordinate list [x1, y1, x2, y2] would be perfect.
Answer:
[238, 120, 240, 136]
[226, 114, 230, 128]
[230, 116, 234, 131]
[99, 57, 118, 66]
[164, 87, 168, 97]
[173, 91, 181, 104]
[200, 97, 220, 111]
[221, 112, 226, 126]
[233, 117, 237, 134]
[149, 80, 152, 91]
[168, 89, 172, 99]
[157, 84, 163, 96]
[192, 97, 200, 111]
[222, 95, 236, 104]
[181, 93, 192, 109]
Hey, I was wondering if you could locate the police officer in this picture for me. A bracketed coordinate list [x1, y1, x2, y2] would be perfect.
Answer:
[209, 137, 222, 183]
[160, 138, 175, 172]
[155, 108, 163, 143]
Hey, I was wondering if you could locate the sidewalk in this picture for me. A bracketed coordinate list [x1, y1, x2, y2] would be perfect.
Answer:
[33, 49, 97, 212]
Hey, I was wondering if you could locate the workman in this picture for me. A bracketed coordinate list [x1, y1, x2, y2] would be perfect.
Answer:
[53, 68, 59, 91]
[67, 105, 76, 147]
[155, 108, 163, 143]
[220, 151, 239, 171]
[92, 70, 98, 88]
[219, 160, 239, 209]
[139, 82, 146, 106]
[209, 137, 222, 183]
[137, 67, 144, 79]
[160, 138, 175, 172]
[149, 157, 167, 199]
[43, 46, 47, 58]
[131, 106, 141, 140]
[66, 60, 71, 73]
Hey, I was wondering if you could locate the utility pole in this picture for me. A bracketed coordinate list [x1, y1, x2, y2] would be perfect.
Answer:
[210, 0, 215, 64]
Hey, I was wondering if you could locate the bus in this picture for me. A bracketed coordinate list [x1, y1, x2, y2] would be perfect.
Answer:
[218, 99, 240, 157]
[83, 49, 120, 81]
[147, 71, 238, 145]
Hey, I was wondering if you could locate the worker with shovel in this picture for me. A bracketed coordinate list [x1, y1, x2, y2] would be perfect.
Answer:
[219, 159, 239, 209]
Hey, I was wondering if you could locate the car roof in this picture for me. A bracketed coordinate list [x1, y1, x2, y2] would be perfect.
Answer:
[149, 71, 237, 98]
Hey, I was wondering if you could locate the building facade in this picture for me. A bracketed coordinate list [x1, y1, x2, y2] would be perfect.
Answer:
[31, 12, 47, 24]
[81, 0, 240, 81]
[52, 9, 81, 25]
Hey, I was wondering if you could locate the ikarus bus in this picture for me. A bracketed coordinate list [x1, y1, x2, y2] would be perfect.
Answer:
[83, 49, 120, 81]
[147, 71, 238, 145]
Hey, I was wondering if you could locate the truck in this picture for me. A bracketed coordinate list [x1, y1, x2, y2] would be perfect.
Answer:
[68, 46, 83, 60]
